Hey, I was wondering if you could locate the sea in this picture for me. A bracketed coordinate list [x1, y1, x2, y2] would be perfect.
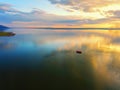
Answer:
[0, 28, 120, 90]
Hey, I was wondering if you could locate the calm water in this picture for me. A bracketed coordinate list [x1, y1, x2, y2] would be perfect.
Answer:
[0, 29, 120, 90]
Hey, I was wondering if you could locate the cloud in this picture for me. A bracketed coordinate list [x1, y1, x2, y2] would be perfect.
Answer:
[48, 0, 120, 21]
[0, 3, 92, 27]
[0, 3, 12, 12]
[48, 0, 120, 28]
[0, 3, 79, 25]
[49, 0, 120, 12]
[110, 10, 120, 18]
[0, 2, 120, 28]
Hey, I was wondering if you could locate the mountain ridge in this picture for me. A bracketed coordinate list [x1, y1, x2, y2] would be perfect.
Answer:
[0, 25, 9, 31]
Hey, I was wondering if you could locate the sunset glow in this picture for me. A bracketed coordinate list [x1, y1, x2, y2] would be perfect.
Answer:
[0, 0, 120, 28]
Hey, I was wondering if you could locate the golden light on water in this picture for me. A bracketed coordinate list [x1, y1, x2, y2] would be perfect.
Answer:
[1, 28, 120, 89]
[41, 30, 120, 87]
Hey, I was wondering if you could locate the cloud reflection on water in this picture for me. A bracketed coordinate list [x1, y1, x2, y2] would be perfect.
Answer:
[40, 30, 120, 89]
[0, 29, 120, 89]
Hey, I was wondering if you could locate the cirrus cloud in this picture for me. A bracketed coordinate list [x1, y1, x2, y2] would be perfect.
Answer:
[0, 1, 120, 28]
[48, 0, 120, 12]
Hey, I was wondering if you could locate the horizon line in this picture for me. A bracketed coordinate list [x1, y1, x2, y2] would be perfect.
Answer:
[10, 27, 120, 30]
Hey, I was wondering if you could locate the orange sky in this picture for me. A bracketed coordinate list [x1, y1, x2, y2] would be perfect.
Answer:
[0, 0, 120, 28]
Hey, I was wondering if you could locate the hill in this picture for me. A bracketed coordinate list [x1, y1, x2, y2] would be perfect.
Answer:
[0, 25, 9, 31]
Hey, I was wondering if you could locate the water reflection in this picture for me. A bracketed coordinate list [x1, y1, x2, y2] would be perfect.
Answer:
[0, 29, 120, 89]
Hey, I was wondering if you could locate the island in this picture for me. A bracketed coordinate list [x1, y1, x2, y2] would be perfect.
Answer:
[0, 32, 15, 37]
[0, 25, 15, 37]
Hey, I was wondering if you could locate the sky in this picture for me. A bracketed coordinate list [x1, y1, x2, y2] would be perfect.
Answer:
[0, 0, 120, 28]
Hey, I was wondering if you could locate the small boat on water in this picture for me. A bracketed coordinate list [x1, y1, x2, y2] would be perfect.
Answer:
[76, 50, 82, 54]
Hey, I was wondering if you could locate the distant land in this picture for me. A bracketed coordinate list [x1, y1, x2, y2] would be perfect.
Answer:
[0, 25, 9, 31]
[27, 27, 120, 30]
[1, 25, 120, 30]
